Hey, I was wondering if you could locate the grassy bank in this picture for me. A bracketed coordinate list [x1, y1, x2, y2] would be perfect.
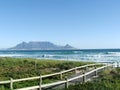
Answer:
[0, 57, 91, 89]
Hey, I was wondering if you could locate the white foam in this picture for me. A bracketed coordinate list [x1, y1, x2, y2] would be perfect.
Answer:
[0, 54, 25, 57]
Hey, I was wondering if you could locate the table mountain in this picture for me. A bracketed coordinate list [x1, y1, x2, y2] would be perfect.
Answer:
[9, 41, 75, 50]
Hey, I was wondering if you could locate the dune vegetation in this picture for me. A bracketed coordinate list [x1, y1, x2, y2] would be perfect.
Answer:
[0, 57, 119, 90]
[0, 57, 91, 89]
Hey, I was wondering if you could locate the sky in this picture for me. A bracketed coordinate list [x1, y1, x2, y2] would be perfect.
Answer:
[0, 0, 120, 49]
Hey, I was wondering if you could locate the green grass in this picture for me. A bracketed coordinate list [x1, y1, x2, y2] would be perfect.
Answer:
[0, 57, 92, 80]
[0, 57, 92, 89]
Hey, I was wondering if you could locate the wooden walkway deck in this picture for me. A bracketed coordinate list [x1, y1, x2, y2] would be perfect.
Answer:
[0, 63, 113, 90]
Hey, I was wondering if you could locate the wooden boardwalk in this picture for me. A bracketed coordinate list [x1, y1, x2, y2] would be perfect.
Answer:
[0, 63, 113, 90]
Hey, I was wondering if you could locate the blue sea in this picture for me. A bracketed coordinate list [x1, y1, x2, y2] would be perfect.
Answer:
[0, 49, 120, 63]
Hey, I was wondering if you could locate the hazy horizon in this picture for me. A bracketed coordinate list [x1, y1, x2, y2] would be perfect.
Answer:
[0, 0, 120, 49]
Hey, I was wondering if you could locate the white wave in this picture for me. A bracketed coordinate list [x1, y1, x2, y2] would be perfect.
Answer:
[0, 54, 25, 57]
[108, 52, 120, 55]
[73, 51, 83, 54]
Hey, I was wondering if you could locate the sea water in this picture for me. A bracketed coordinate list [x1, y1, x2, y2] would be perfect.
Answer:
[0, 49, 120, 63]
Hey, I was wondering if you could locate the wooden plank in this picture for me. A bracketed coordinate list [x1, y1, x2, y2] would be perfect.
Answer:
[13, 76, 40, 82]
[0, 80, 10, 84]
[41, 80, 66, 88]
[85, 66, 107, 76]
[39, 75, 42, 90]
[62, 64, 98, 73]
[15, 81, 66, 90]
[42, 72, 60, 78]
[10, 78, 13, 90]
[15, 86, 39, 90]
[68, 74, 84, 82]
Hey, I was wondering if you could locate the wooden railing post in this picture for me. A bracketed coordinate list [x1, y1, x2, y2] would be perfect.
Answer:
[10, 78, 13, 90]
[117, 62, 119, 68]
[106, 63, 109, 68]
[86, 66, 88, 72]
[107, 62, 110, 70]
[39, 74, 42, 90]
[112, 62, 115, 68]
[65, 77, 68, 89]
[60, 72, 63, 80]
[75, 67, 77, 74]
[94, 65, 96, 69]
[83, 71, 86, 83]
[94, 66, 97, 76]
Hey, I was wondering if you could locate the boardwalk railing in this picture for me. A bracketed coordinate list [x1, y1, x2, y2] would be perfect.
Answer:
[0, 63, 112, 90]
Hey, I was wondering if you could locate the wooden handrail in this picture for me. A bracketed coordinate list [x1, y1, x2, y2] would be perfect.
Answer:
[0, 80, 10, 84]
[0, 63, 100, 84]
[0, 63, 112, 90]
[15, 65, 111, 90]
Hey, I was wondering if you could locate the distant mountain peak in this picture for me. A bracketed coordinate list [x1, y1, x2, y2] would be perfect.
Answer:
[64, 44, 73, 48]
[9, 41, 76, 50]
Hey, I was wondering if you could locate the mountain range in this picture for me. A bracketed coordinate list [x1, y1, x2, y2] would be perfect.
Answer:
[9, 41, 76, 50]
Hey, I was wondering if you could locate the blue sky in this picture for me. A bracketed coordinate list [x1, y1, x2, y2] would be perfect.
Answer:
[0, 0, 120, 49]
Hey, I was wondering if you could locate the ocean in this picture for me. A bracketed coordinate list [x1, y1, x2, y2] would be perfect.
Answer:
[0, 49, 120, 63]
